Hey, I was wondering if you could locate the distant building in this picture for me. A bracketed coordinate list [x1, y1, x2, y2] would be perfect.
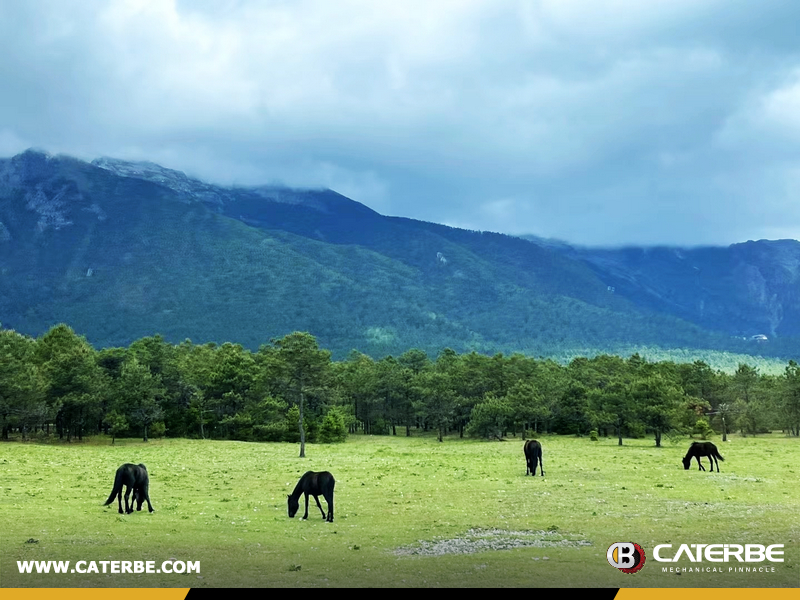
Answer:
[750, 334, 768, 342]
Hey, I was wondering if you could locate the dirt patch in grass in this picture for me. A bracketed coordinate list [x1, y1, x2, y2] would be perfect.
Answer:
[394, 528, 592, 556]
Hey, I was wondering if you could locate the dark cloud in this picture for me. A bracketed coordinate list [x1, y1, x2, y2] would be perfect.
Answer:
[2, 0, 800, 246]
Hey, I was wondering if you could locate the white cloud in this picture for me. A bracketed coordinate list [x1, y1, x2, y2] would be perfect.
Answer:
[0, 130, 30, 157]
[2, 0, 800, 245]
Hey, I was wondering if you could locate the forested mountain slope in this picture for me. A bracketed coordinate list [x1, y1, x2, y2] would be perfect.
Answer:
[0, 149, 791, 359]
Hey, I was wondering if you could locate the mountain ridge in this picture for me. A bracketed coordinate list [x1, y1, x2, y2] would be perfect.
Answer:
[1, 148, 797, 360]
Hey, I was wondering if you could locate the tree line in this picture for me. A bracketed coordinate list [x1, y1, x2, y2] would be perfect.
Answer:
[2, 324, 799, 450]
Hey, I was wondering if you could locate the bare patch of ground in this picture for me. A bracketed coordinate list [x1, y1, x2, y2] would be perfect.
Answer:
[393, 528, 592, 556]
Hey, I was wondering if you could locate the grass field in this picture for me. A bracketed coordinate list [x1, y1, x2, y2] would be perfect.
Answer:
[1, 432, 798, 588]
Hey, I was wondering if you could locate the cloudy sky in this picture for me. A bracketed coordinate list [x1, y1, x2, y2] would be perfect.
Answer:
[2, 0, 800, 247]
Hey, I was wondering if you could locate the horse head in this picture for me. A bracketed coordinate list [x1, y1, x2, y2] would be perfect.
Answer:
[682, 456, 691, 470]
[287, 494, 299, 518]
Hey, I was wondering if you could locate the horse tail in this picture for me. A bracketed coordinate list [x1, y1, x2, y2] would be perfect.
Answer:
[104, 469, 123, 505]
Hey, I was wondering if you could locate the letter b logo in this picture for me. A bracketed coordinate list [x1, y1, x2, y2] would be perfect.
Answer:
[607, 542, 646, 573]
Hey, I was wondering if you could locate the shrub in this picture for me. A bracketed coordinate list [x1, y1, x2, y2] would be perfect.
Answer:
[627, 423, 646, 439]
[373, 418, 391, 436]
[253, 422, 287, 442]
[150, 422, 166, 439]
[693, 418, 714, 440]
[319, 407, 348, 443]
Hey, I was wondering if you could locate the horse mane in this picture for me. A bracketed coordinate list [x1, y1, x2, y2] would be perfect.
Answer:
[289, 471, 312, 498]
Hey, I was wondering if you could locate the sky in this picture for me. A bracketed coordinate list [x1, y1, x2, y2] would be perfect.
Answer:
[2, 0, 800, 247]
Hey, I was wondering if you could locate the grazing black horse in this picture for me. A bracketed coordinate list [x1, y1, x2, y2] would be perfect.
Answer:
[524, 440, 545, 476]
[103, 463, 154, 514]
[683, 441, 725, 472]
[288, 471, 335, 522]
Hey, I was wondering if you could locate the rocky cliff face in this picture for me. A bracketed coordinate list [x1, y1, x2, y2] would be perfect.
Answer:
[1, 151, 104, 237]
[91, 156, 231, 208]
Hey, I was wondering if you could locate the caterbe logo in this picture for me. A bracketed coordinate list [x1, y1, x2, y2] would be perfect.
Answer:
[653, 544, 784, 563]
[607, 542, 646, 573]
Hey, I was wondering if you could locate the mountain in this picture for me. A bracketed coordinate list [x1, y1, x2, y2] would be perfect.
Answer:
[0, 149, 794, 360]
[522, 237, 800, 344]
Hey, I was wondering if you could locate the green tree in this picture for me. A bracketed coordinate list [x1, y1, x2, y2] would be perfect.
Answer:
[272, 332, 332, 458]
[334, 351, 376, 434]
[529, 359, 568, 433]
[374, 356, 408, 436]
[779, 361, 800, 437]
[632, 375, 686, 447]
[588, 379, 634, 446]
[129, 335, 190, 437]
[466, 393, 512, 440]
[551, 381, 591, 435]
[415, 370, 457, 442]
[118, 357, 166, 442]
[731, 364, 759, 404]
[711, 402, 736, 442]
[693, 417, 714, 440]
[0, 330, 47, 440]
[319, 406, 349, 443]
[209, 343, 258, 439]
[733, 396, 773, 436]
[678, 360, 726, 409]
[506, 381, 550, 437]
[179, 342, 217, 439]
[36, 324, 104, 441]
[727, 364, 773, 436]
[398, 348, 431, 435]
[104, 410, 129, 445]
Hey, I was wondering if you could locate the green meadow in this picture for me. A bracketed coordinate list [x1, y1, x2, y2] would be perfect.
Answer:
[1, 433, 798, 588]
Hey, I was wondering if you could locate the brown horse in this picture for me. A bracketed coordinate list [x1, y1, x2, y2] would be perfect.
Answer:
[682, 441, 725, 472]
[524, 440, 544, 476]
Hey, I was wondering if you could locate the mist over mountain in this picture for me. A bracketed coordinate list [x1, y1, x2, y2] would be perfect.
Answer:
[1, 149, 797, 360]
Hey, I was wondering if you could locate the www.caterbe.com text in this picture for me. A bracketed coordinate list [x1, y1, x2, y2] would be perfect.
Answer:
[17, 560, 199, 574]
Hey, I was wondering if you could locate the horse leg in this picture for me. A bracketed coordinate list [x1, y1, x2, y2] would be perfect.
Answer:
[313, 495, 326, 519]
[696, 456, 705, 471]
[325, 492, 334, 522]
[302, 493, 310, 520]
[540, 456, 545, 477]
[124, 486, 134, 514]
[117, 491, 124, 515]
[143, 485, 154, 513]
